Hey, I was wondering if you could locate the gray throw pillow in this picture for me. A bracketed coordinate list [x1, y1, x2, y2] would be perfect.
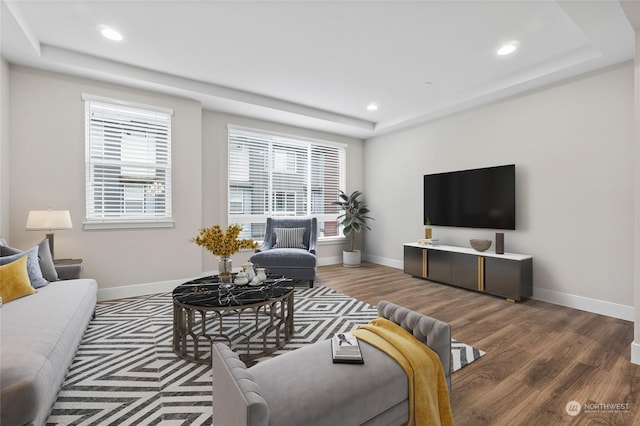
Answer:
[37, 238, 59, 281]
[0, 245, 49, 288]
[272, 227, 307, 249]
[1, 240, 59, 282]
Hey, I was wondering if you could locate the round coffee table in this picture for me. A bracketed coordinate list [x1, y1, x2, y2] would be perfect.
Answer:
[172, 274, 294, 364]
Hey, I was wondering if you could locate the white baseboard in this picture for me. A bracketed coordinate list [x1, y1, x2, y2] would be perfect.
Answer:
[97, 278, 186, 301]
[363, 254, 403, 269]
[97, 259, 346, 301]
[532, 287, 634, 322]
[632, 341, 640, 365]
[98, 256, 635, 324]
[318, 256, 343, 266]
[363, 254, 635, 322]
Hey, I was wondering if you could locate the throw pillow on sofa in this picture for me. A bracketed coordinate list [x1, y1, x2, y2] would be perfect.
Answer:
[0, 245, 49, 288]
[1, 238, 57, 282]
[0, 255, 37, 302]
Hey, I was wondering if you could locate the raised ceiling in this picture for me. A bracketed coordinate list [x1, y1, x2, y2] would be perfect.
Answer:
[1, 1, 636, 139]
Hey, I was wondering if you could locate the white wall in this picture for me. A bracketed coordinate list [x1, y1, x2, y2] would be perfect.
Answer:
[200, 111, 364, 272]
[1, 58, 9, 238]
[364, 64, 635, 320]
[5, 65, 363, 297]
[632, 29, 640, 364]
[9, 66, 203, 290]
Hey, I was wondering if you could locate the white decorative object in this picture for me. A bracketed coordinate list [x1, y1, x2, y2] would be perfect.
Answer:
[256, 268, 267, 282]
[343, 250, 361, 267]
[234, 272, 249, 285]
[245, 262, 255, 281]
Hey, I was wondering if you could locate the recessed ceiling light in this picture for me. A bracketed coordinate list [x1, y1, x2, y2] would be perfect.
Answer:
[100, 26, 123, 41]
[366, 103, 378, 111]
[497, 42, 517, 56]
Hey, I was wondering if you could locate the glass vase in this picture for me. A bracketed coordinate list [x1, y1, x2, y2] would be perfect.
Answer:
[219, 256, 232, 279]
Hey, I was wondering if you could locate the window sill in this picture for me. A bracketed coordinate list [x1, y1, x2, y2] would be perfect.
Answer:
[318, 236, 346, 246]
[83, 220, 175, 230]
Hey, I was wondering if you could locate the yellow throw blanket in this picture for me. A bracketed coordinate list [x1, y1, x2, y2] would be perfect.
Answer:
[352, 317, 454, 426]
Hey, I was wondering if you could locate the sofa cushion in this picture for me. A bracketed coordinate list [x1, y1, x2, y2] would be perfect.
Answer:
[0, 256, 37, 303]
[272, 227, 307, 249]
[249, 339, 408, 426]
[1, 245, 49, 288]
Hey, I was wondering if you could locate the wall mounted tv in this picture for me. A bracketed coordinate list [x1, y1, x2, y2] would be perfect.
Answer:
[423, 164, 515, 230]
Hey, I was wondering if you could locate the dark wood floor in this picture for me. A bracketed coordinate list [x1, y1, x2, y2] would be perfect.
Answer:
[317, 262, 640, 426]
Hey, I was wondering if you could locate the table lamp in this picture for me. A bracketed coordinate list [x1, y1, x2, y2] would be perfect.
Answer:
[25, 209, 73, 259]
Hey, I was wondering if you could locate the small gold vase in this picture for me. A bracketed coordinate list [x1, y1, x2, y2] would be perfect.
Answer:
[425, 228, 432, 239]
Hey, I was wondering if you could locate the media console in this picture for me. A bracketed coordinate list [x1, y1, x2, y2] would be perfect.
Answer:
[403, 243, 532, 302]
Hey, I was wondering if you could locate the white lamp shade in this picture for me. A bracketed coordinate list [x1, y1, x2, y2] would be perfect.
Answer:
[25, 210, 73, 231]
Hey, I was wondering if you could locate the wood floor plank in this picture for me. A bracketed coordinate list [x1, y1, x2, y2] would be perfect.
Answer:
[316, 262, 640, 425]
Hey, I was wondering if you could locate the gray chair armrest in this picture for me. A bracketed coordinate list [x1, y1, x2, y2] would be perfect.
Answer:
[377, 300, 452, 392]
[211, 343, 269, 426]
[308, 218, 318, 254]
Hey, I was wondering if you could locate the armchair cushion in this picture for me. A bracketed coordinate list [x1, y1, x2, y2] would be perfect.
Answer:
[272, 227, 307, 249]
[251, 248, 316, 268]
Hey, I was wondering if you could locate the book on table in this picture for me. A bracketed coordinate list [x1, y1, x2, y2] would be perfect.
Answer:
[331, 332, 364, 364]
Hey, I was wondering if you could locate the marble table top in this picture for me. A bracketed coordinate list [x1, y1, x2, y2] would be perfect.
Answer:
[172, 274, 294, 308]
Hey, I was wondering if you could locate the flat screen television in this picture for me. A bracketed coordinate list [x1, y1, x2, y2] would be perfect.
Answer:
[423, 164, 515, 230]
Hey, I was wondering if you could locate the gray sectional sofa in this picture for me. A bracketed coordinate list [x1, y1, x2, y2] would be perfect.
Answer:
[0, 276, 97, 425]
[212, 300, 452, 426]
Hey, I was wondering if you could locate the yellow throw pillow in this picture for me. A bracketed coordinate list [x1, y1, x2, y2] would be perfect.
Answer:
[0, 255, 37, 303]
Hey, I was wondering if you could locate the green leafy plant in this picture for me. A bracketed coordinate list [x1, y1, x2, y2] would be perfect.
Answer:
[333, 190, 374, 252]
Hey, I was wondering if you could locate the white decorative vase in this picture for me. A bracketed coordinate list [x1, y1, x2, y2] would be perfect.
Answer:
[343, 250, 361, 268]
[245, 261, 255, 281]
[256, 268, 267, 282]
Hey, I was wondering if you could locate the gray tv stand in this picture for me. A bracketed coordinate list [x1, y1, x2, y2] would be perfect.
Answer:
[403, 243, 532, 302]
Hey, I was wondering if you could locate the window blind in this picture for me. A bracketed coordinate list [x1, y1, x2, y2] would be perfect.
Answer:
[228, 127, 345, 240]
[85, 98, 172, 225]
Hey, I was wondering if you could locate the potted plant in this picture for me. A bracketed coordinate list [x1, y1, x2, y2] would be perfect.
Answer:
[190, 224, 258, 279]
[334, 190, 373, 267]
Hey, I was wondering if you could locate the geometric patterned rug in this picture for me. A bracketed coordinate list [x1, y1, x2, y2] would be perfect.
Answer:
[47, 285, 485, 425]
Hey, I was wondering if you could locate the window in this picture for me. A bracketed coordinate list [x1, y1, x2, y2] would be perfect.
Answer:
[228, 126, 346, 240]
[83, 95, 173, 228]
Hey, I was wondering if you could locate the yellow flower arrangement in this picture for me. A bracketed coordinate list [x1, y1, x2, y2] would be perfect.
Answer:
[191, 224, 258, 258]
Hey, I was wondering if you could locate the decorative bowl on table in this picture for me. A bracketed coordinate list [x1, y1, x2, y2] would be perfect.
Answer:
[234, 272, 249, 285]
[470, 239, 492, 252]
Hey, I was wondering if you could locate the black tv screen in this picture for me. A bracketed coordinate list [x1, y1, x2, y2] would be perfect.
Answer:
[423, 164, 515, 230]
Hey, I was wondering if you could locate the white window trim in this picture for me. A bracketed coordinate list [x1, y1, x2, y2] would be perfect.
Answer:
[227, 124, 348, 150]
[81, 94, 174, 116]
[227, 125, 347, 241]
[83, 94, 174, 230]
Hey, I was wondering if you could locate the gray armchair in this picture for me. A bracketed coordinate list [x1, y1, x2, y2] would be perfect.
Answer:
[250, 217, 318, 287]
